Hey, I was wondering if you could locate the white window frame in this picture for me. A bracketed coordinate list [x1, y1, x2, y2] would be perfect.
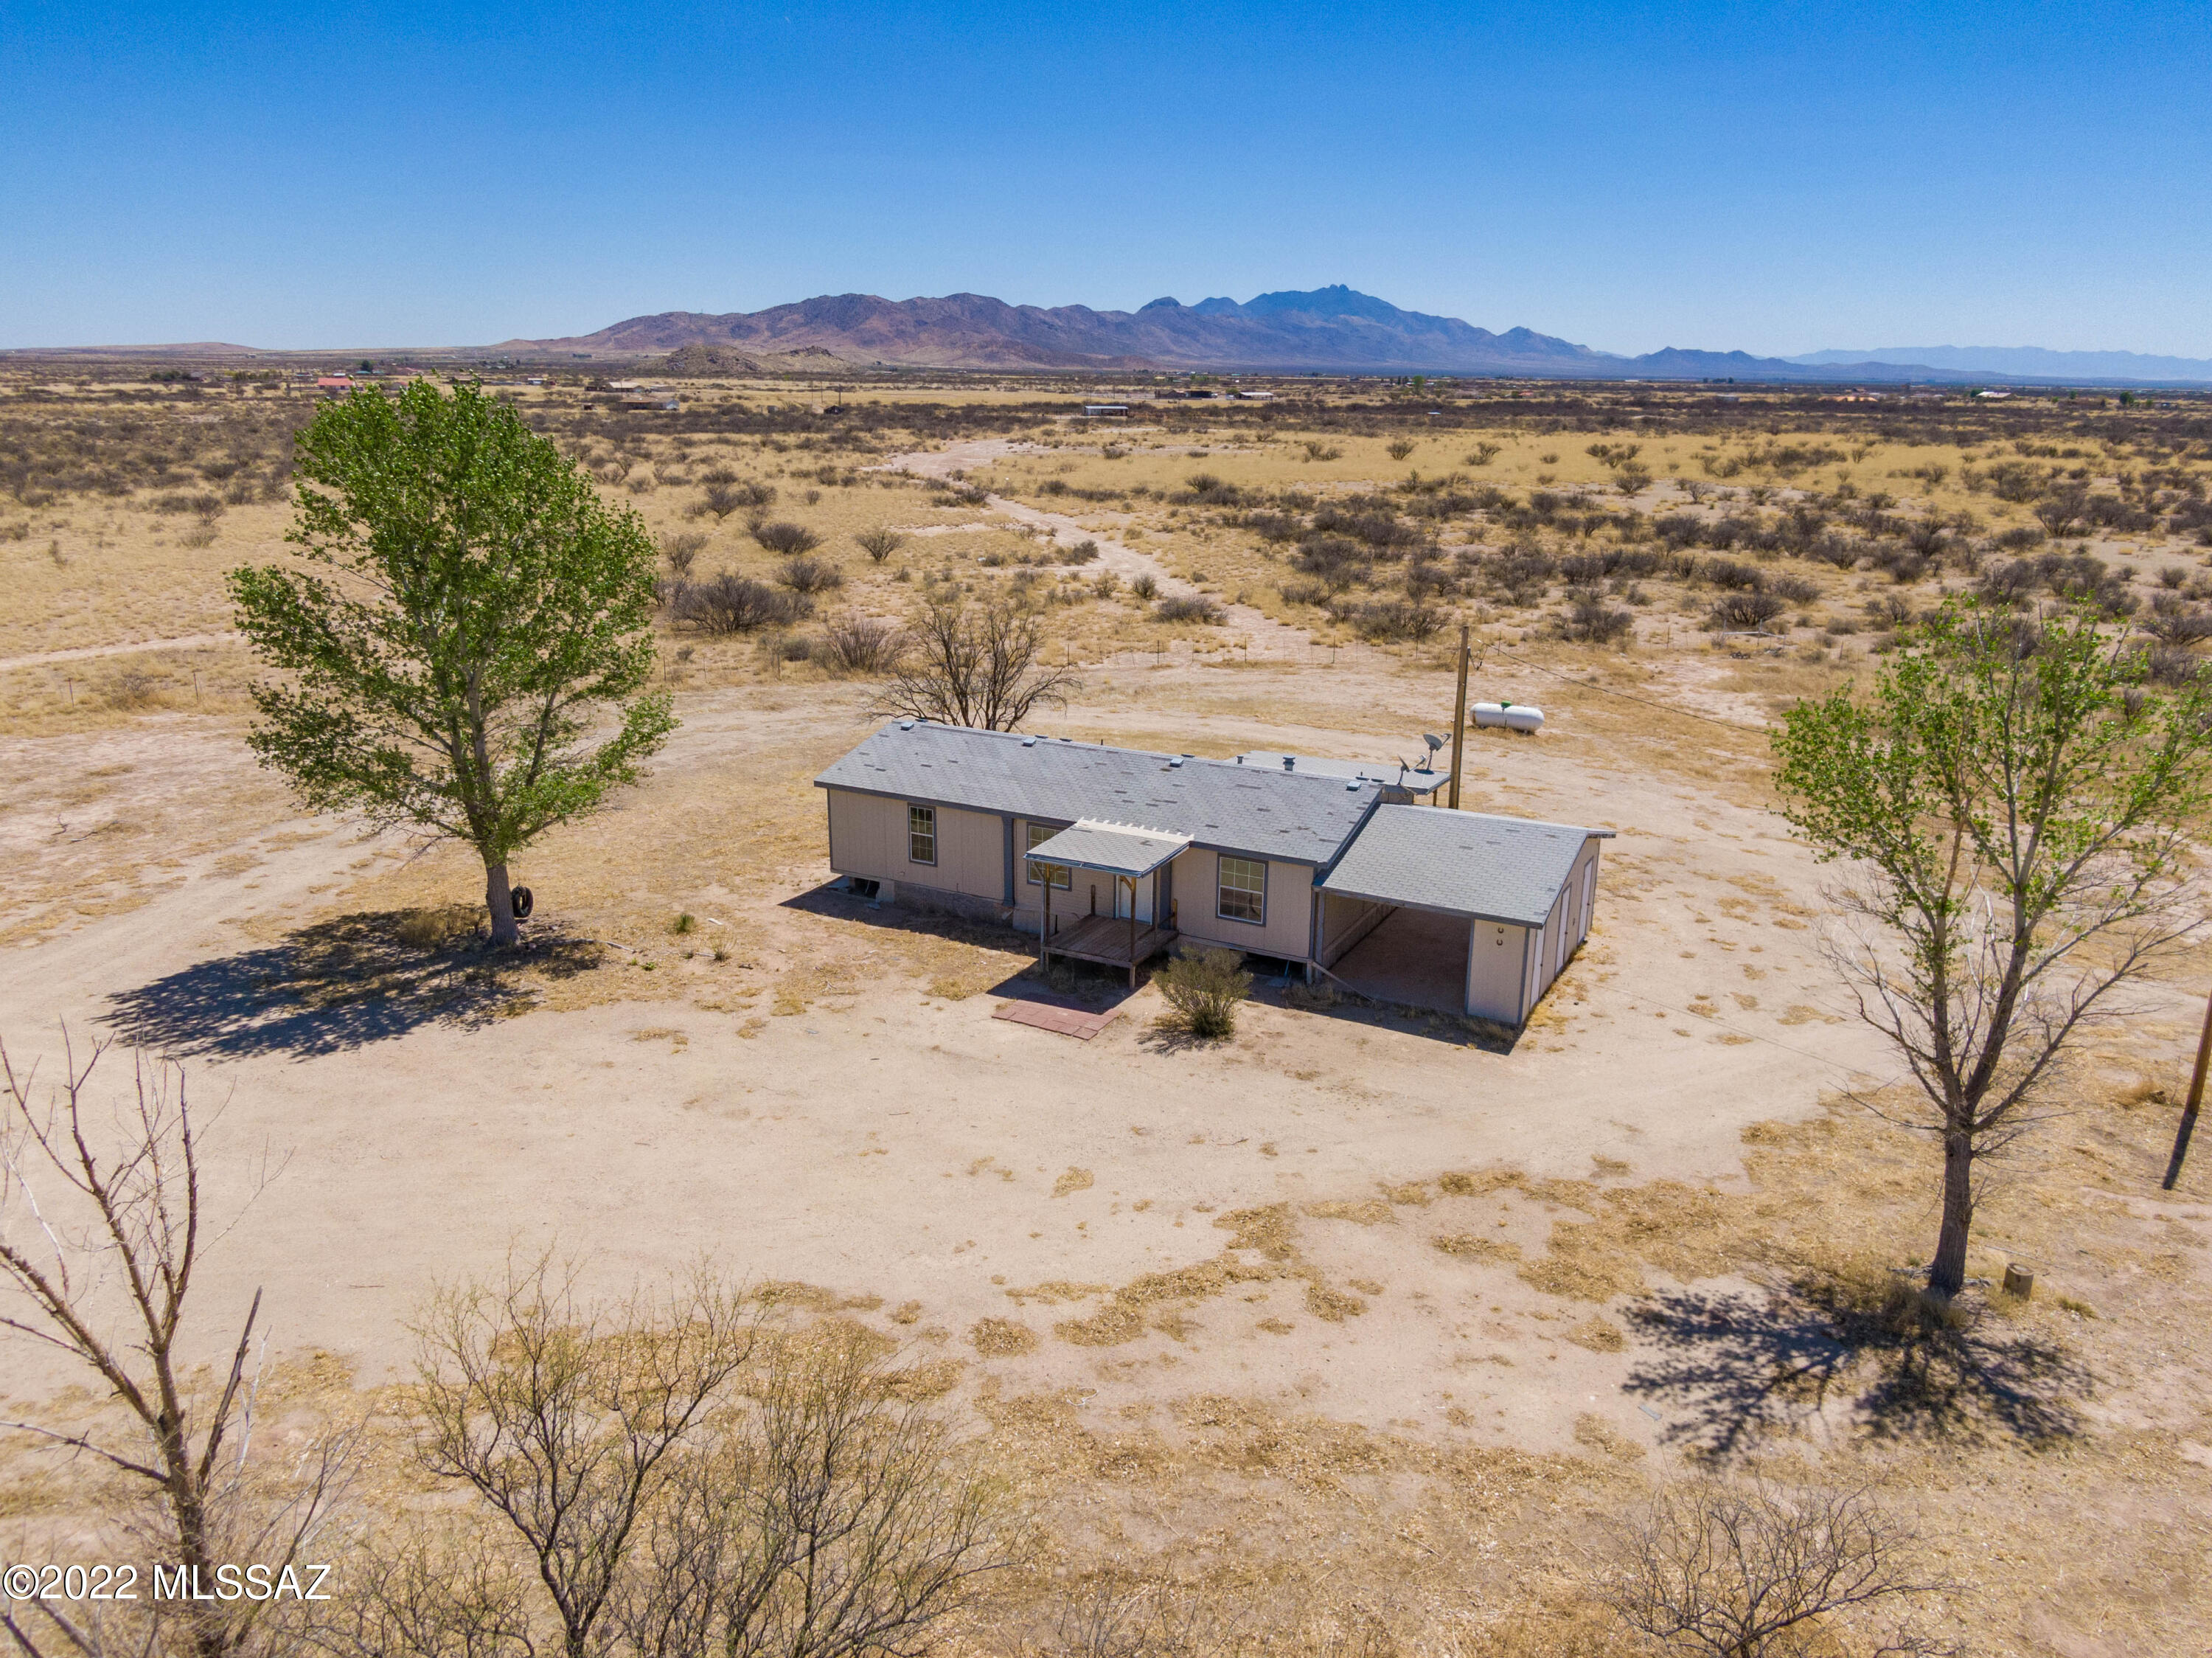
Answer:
[1217, 855, 1267, 925]
[907, 804, 936, 866]
[1025, 821, 1071, 889]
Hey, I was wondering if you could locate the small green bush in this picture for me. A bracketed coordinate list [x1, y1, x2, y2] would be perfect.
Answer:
[1155, 946, 1251, 1039]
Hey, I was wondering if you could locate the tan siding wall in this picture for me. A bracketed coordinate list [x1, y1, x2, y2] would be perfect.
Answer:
[1173, 848, 1315, 960]
[936, 805, 1004, 900]
[828, 791, 1004, 902]
[826, 789, 904, 881]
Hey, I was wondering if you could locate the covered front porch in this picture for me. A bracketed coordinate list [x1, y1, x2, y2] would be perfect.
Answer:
[1030, 819, 1188, 986]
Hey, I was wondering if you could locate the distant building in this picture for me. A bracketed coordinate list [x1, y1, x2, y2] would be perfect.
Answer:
[314, 376, 353, 398]
[1081, 403, 1129, 417]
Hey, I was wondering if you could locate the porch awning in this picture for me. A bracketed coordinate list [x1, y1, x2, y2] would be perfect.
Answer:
[1026, 818, 1191, 879]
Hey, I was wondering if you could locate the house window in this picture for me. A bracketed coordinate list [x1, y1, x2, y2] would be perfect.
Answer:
[1217, 856, 1266, 924]
[907, 805, 936, 865]
[1026, 822, 1071, 889]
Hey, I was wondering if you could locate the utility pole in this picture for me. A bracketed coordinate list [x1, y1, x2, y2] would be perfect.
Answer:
[2163, 986, 2212, 1190]
[1448, 622, 1470, 811]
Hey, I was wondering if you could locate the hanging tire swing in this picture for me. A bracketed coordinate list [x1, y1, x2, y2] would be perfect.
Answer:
[509, 885, 534, 921]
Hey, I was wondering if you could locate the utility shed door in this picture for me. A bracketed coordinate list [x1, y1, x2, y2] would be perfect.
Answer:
[1464, 920, 1526, 1023]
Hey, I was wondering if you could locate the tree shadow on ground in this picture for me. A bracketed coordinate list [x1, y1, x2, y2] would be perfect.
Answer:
[102, 912, 604, 1060]
[1623, 1269, 2090, 1457]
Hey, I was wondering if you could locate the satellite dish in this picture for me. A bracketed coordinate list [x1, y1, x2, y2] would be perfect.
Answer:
[1423, 732, 1445, 753]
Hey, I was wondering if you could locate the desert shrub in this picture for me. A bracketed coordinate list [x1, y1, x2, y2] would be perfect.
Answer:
[1700, 557, 1764, 592]
[1489, 547, 1556, 606]
[1979, 559, 2041, 606]
[752, 520, 823, 558]
[2140, 597, 2212, 648]
[1557, 589, 1635, 645]
[1868, 546, 1932, 584]
[1465, 441, 1503, 465]
[777, 555, 843, 593]
[1708, 592, 1787, 631]
[1402, 558, 1459, 602]
[1293, 535, 1366, 589]
[1183, 471, 1244, 506]
[1607, 1477, 1949, 1658]
[1130, 573, 1158, 600]
[674, 573, 809, 634]
[1064, 539, 1099, 564]
[1654, 512, 1703, 549]
[1335, 597, 1443, 642]
[1302, 440, 1342, 461]
[1279, 578, 1332, 606]
[1312, 504, 1418, 550]
[397, 1266, 1008, 1658]
[855, 527, 905, 563]
[1386, 439, 1418, 460]
[1154, 946, 1251, 1038]
[1154, 594, 1225, 625]
[660, 530, 708, 577]
[1560, 547, 1661, 583]
[1243, 510, 1301, 541]
[820, 612, 905, 673]
[2143, 645, 2205, 686]
[1769, 573, 1820, 604]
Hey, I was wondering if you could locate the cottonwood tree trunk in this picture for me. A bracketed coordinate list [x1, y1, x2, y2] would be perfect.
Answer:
[1930, 1129, 1975, 1298]
[485, 862, 518, 948]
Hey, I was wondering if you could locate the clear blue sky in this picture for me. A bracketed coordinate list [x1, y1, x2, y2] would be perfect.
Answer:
[4, 1, 2206, 355]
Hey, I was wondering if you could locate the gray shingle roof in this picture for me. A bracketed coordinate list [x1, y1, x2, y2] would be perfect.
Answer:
[1319, 805, 1605, 926]
[815, 721, 1380, 866]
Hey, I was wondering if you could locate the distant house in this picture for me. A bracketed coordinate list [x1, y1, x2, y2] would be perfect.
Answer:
[314, 376, 353, 398]
[814, 721, 1610, 1023]
[1082, 403, 1129, 418]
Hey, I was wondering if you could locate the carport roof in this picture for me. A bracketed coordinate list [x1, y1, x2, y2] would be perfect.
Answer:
[1026, 819, 1190, 878]
[1320, 805, 1612, 926]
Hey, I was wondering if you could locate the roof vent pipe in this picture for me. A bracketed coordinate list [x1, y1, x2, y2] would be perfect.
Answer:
[1282, 755, 1295, 771]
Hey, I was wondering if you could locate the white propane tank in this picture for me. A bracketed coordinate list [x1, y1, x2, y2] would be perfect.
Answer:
[1472, 701, 1545, 733]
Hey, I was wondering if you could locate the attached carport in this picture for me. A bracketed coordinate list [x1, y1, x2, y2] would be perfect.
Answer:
[1315, 806, 1613, 1024]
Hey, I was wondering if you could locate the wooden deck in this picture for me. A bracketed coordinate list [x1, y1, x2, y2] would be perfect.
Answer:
[1043, 913, 1178, 984]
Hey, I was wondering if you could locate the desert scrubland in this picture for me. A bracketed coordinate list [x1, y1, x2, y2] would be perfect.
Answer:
[0, 362, 2208, 1655]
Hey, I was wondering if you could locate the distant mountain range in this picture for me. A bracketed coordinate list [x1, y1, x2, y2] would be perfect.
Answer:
[495, 286, 2207, 384]
[1789, 344, 2212, 382]
[13, 290, 2205, 384]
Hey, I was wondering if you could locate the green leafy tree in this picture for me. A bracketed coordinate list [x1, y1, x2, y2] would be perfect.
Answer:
[229, 383, 674, 947]
[1773, 602, 2212, 1297]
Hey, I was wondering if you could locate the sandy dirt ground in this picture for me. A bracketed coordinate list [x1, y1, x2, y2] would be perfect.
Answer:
[2, 412, 2209, 1652]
